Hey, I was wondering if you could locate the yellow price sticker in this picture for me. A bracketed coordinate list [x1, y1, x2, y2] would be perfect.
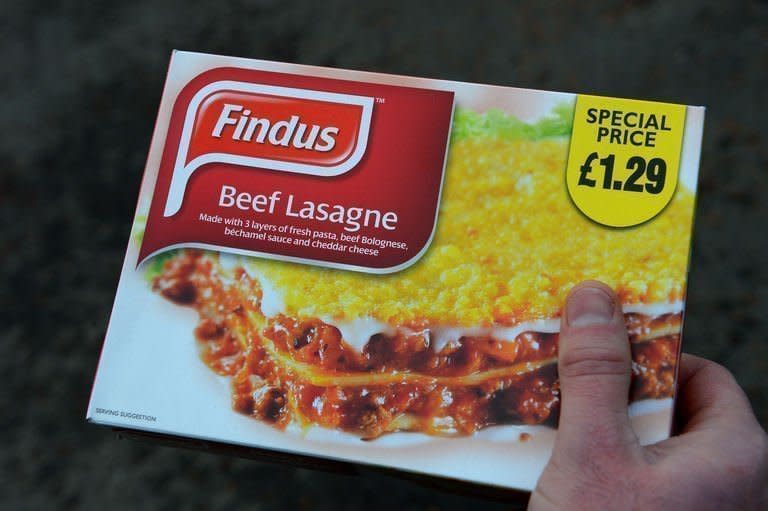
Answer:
[566, 95, 686, 227]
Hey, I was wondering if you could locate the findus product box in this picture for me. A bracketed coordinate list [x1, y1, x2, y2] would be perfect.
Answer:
[88, 50, 704, 491]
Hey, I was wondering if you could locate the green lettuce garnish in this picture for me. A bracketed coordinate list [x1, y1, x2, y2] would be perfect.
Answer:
[451, 102, 574, 142]
[144, 249, 179, 284]
[132, 213, 179, 283]
[132, 214, 147, 244]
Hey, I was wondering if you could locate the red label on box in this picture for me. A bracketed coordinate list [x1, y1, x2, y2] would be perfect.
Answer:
[139, 67, 454, 272]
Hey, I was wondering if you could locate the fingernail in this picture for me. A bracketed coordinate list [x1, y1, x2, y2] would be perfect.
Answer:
[566, 286, 615, 327]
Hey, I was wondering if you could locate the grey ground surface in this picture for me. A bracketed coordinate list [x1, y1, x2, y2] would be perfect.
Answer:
[1, 1, 767, 509]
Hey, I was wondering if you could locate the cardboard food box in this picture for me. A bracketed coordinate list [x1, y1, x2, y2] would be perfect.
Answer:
[87, 50, 704, 492]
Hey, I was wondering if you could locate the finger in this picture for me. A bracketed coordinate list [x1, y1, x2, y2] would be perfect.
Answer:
[556, 281, 638, 454]
[675, 353, 758, 434]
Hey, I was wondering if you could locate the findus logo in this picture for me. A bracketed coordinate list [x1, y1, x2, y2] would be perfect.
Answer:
[212, 104, 339, 152]
[163, 81, 374, 217]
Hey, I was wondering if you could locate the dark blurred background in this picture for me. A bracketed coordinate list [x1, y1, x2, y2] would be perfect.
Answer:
[2, 1, 767, 509]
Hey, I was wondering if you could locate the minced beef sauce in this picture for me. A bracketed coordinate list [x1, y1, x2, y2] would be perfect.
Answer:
[154, 250, 680, 437]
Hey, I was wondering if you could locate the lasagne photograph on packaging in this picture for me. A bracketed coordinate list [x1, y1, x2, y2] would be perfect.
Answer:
[87, 50, 704, 492]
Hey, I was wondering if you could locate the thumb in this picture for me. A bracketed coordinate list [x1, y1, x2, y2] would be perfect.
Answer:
[555, 281, 638, 455]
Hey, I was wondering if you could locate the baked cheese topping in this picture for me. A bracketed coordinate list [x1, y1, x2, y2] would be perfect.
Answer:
[242, 137, 695, 327]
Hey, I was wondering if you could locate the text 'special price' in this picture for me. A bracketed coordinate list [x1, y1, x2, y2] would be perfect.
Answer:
[566, 95, 686, 227]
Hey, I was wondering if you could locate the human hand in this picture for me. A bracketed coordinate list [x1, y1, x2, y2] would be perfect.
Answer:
[528, 281, 768, 510]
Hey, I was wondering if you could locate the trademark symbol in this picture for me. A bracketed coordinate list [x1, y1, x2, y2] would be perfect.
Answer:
[375, 97, 386, 104]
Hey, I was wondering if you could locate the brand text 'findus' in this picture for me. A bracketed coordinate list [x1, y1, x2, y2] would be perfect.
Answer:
[212, 103, 339, 152]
